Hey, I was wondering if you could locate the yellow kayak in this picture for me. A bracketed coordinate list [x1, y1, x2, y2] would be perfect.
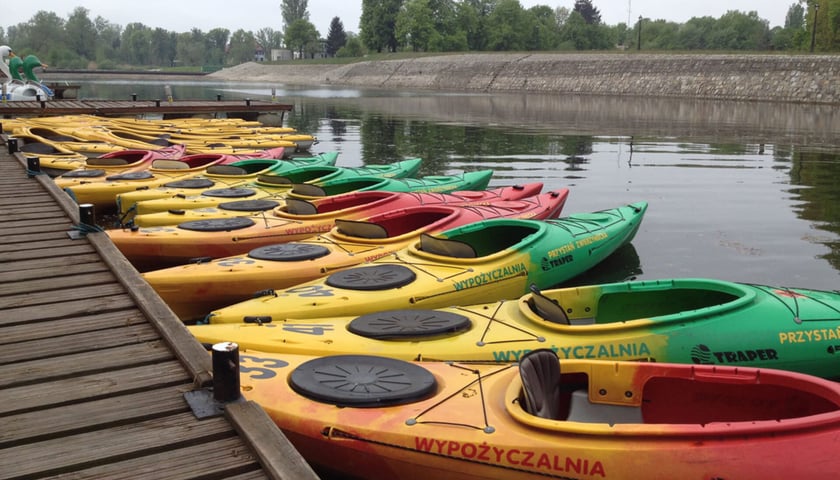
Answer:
[204, 202, 648, 324]
[57, 148, 287, 210]
[119, 157, 420, 218]
[145, 189, 568, 321]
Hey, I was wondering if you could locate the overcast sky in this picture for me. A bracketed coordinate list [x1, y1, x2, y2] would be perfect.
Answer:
[3, 1, 794, 38]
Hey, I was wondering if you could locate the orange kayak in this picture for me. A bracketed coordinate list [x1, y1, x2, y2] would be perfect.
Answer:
[232, 348, 840, 480]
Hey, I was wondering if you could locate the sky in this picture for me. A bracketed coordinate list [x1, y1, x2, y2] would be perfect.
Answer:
[2, 1, 794, 38]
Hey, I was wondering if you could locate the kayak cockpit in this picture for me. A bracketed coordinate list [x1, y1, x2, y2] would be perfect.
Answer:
[522, 279, 755, 329]
[508, 349, 840, 435]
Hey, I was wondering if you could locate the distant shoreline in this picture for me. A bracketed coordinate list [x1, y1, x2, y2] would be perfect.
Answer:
[42, 53, 840, 104]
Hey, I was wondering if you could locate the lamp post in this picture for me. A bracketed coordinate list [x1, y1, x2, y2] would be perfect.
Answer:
[637, 16, 642, 51]
[810, 3, 819, 53]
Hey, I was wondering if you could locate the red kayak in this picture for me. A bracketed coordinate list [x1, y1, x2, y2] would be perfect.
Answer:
[144, 188, 569, 321]
[110, 182, 548, 270]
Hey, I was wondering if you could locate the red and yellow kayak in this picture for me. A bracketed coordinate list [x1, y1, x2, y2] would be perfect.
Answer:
[230, 348, 840, 479]
[144, 189, 568, 321]
[204, 202, 648, 324]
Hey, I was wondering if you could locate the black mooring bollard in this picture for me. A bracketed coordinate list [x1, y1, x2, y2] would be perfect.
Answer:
[79, 203, 95, 226]
[212, 342, 241, 402]
[131, 93, 137, 101]
[26, 156, 41, 177]
[155, 99, 161, 107]
[216, 94, 222, 101]
[7, 137, 18, 154]
[245, 98, 251, 107]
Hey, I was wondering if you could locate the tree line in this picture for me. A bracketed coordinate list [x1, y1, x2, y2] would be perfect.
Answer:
[0, 0, 832, 70]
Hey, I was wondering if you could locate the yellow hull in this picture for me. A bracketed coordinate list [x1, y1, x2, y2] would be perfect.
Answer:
[233, 350, 840, 480]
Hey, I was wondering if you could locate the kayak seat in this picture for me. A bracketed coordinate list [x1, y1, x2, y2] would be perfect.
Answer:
[420, 233, 476, 258]
[528, 284, 570, 325]
[258, 175, 294, 185]
[518, 349, 564, 420]
[292, 183, 328, 197]
[336, 219, 388, 239]
[206, 165, 248, 175]
[88, 157, 130, 166]
[152, 159, 190, 170]
[285, 198, 318, 215]
[566, 389, 644, 425]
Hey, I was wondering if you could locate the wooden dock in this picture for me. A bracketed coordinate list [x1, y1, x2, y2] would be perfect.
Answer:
[0, 99, 292, 121]
[0, 139, 318, 479]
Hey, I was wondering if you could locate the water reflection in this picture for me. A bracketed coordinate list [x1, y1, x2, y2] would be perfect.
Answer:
[74, 80, 840, 288]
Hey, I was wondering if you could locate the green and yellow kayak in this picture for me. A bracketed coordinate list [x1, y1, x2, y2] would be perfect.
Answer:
[191, 277, 840, 379]
[203, 202, 647, 324]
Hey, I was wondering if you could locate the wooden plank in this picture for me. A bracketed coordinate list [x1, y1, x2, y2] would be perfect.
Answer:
[0, 237, 90, 253]
[0, 282, 127, 309]
[1, 309, 148, 344]
[0, 260, 108, 283]
[0, 252, 101, 273]
[226, 400, 321, 480]
[1, 385, 190, 446]
[2, 270, 118, 296]
[0, 294, 137, 324]
[36, 437, 267, 480]
[0, 413, 234, 479]
[0, 323, 162, 366]
[0, 360, 190, 414]
[0, 242, 95, 262]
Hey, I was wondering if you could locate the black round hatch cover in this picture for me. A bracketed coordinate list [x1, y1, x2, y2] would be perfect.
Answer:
[59, 169, 106, 178]
[106, 171, 154, 180]
[248, 243, 330, 261]
[201, 187, 256, 198]
[289, 355, 437, 407]
[164, 178, 215, 189]
[348, 310, 472, 339]
[325, 264, 416, 291]
[219, 199, 280, 211]
[177, 217, 256, 232]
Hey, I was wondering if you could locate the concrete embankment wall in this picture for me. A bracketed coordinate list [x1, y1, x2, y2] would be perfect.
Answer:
[212, 53, 840, 104]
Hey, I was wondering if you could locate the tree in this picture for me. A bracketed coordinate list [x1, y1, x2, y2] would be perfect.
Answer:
[325, 17, 347, 56]
[285, 19, 319, 58]
[65, 7, 97, 61]
[175, 29, 207, 66]
[281, 0, 310, 31]
[786, 3, 805, 29]
[205, 28, 230, 66]
[228, 29, 258, 64]
[484, 0, 529, 51]
[573, 0, 602, 25]
[255, 28, 284, 53]
[337, 34, 366, 57]
[121, 23, 153, 65]
[360, 0, 403, 52]
[396, 0, 436, 51]
[150, 28, 177, 66]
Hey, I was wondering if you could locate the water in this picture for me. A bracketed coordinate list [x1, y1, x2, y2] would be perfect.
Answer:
[79, 78, 840, 291]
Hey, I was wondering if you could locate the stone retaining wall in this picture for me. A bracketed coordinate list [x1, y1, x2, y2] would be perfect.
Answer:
[211, 53, 840, 104]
